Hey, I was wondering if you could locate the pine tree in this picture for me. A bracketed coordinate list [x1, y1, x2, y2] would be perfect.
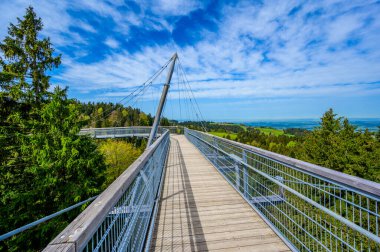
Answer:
[0, 7, 106, 251]
[299, 109, 380, 182]
[0, 6, 60, 105]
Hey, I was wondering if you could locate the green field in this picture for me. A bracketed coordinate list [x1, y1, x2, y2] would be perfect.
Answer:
[209, 126, 294, 140]
[255, 127, 288, 136]
[208, 121, 295, 139]
[209, 131, 238, 140]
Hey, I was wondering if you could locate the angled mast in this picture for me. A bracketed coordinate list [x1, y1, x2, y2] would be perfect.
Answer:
[147, 53, 178, 147]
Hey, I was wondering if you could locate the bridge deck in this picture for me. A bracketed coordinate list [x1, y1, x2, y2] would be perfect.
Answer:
[150, 135, 290, 252]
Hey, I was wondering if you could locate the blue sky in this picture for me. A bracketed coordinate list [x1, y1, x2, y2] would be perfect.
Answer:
[1, 0, 380, 121]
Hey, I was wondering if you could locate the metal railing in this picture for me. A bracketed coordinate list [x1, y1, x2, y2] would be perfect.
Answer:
[161, 126, 184, 134]
[79, 127, 157, 139]
[79, 126, 183, 138]
[44, 129, 170, 251]
[185, 128, 380, 252]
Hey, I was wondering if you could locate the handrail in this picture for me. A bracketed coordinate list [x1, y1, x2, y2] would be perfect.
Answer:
[79, 126, 183, 131]
[79, 126, 183, 138]
[185, 128, 380, 251]
[192, 129, 380, 198]
[0, 196, 98, 242]
[44, 129, 170, 251]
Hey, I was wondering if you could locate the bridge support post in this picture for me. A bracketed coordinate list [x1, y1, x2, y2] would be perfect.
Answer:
[147, 53, 178, 147]
[153, 158, 160, 199]
[275, 176, 285, 198]
[213, 138, 218, 163]
[242, 150, 249, 197]
[131, 177, 141, 206]
[234, 162, 240, 189]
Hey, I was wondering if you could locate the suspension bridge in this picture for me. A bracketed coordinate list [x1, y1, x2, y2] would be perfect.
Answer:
[2, 54, 380, 251]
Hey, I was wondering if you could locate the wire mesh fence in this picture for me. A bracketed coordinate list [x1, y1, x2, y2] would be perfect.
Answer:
[185, 128, 380, 252]
[82, 132, 169, 252]
[79, 126, 182, 138]
[44, 129, 170, 252]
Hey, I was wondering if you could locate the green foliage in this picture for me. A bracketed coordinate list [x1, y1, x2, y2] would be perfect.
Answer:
[139, 113, 149, 126]
[201, 109, 380, 183]
[0, 7, 106, 251]
[209, 131, 237, 140]
[286, 141, 296, 148]
[284, 127, 309, 137]
[98, 140, 142, 187]
[236, 127, 298, 156]
[0, 6, 60, 105]
[79, 102, 157, 128]
[255, 127, 288, 136]
[2, 87, 106, 251]
[160, 117, 170, 126]
[298, 109, 380, 182]
[180, 121, 246, 133]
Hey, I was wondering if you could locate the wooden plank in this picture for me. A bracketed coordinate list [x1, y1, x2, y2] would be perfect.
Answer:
[155, 202, 248, 214]
[151, 235, 290, 252]
[152, 228, 278, 246]
[154, 221, 270, 238]
[150, 135, 290, 251]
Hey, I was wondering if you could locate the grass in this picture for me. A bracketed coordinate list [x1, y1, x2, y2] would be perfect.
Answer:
[209, 131, 238, 140]
[255, 127, 293, 137]
[256, 127, 284, 136]
[208, 123, 294, 140]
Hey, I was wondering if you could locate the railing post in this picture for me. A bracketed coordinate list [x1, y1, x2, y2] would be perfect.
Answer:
[234, 161, 240, 189]
[130, 177, 141, 207]
[153, 155, 160, 199]
[213, 138, 218, 164]
[275, 176, 284, 198]
[242, 150, 248, 197]
[184, 128, 380, 250]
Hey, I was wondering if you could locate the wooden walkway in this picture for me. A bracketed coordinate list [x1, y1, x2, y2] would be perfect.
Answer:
[150, 135, 290, 252]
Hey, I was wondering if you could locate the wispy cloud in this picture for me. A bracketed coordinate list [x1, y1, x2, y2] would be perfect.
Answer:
[104, 37, 119, 49]
[146, 0, 206, 16]
[1, 0, 380, 119]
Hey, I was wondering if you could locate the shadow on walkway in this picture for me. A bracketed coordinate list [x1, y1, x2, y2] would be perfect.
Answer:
[150, 137, 208, 251]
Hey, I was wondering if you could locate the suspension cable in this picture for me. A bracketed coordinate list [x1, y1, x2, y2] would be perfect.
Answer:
[177, 58, 207, 131]
[90, 57, 173, 125]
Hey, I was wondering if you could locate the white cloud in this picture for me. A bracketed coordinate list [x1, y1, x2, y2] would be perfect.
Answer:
[76, 20, 97, 33]
[328, 13, 363, 44]
[57, 46, 174, 90]
[145, 0, 205, 16]
[0, 0, 70, 45]
[1, 0, 380, 106]
[104, 37, 119, 49]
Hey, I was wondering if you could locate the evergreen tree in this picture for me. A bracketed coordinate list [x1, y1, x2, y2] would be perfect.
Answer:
[298, 109, 380, 182]
[0, 8, 106, 251]
[0, 6, 60, 105]
[160, 117, 170, 126]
